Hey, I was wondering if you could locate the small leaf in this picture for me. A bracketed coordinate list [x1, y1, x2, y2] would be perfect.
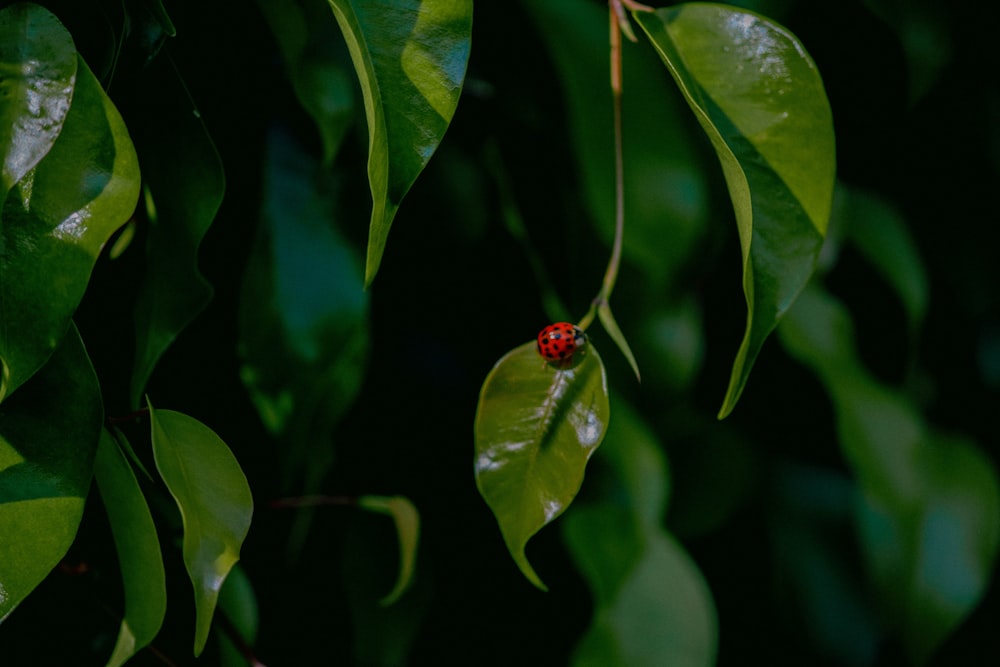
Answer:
[0, 325, 102, 620]
[94, 430, 166, 667]
[635, 5, 836, 417]
[358, 495, 420, 606]
[474, 342, 609, 590]
[148, 404, 253, 656]
[0, 55, 140, 401]
[326, 0, 472, 286]
[597, 302, 640, 382]
[127, 56, 224, 408]
[0, 3, 77, 198]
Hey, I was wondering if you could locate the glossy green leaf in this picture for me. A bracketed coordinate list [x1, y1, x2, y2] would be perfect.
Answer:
[94, 430, 166, 667]
[779, 284, 1000, 662]
[129, 57, 224, 408]
[636, 4, 835, 417]
[217, 564, 259, 667]
[474, 342, 609, 590]
[258, 0, 355, 164]
[0, 3, 76, 199]
[0, 55, 140, 401]
[239, 128, 368, 536]
[326, 0, 472, 286]
[522, 0, 708, 289]
[358, 495, 420, 606]
[148, 404, 253, 656]
[0, 326, 101, 620]
[564, 400, 717, 667]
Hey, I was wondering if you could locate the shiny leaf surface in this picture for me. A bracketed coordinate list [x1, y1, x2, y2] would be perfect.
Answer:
[129, 57, 223, 408]
[522, 0, 708, 289]
[780, 284, 1000, 662]
[326, 0, 472, 286]
[148, 404, 253, 656]
[358, 495, 420, 606]
[636, 4, 835, 417]
[564, 400, 717, 667]
[0, 326, 101, 620]
[0, 55, 139, 401]
[0, 3, 76, 198]
[474, 342, 609, 590]
[94, 430, 166, 667]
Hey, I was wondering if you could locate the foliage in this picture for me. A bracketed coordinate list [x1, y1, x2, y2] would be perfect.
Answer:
[1, 0, 998, 665]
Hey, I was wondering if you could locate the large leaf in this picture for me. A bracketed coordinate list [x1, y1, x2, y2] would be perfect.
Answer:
[521, 0, 708, 289]
[128, 56, 224, 407]
[148, 404, 253, 656]
[564, 400, 717, 667]
[0, 54, 140, 401]
[0, 3, 76, 200]
[0, 326, 102, 620]
[326, 0, 472, 286]
[474, 342, 609, 590]
[635, 4, 835, 417]
[94, 430, 166, 667]
[779, 284, 1000, 663]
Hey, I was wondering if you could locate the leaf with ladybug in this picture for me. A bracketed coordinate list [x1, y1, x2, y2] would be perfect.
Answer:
[474, 334, 609, 590]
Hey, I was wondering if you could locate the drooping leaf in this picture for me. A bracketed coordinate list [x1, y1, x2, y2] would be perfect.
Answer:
[128, 56, 224, 408]
[0, 326, 102, 620]
[779, 283, 1000, 663]
[635, 4, 836, 417]
[563, 400, 717, 667]
[148, 404, 253, 656]
[0, 3, 77, 200]
[326, 0, 472, 286]
[0, 54, 140, 402]
[94, 430, 166, 667]
[474, 342, 609, 590]
[521, 0, 708, 289]
[357, 495, 420, 606]
[597, 302, 640, 382]
[258, 0, 356, 164]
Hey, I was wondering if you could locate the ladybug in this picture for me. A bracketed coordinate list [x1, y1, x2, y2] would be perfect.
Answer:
[536, 322, 586, 364]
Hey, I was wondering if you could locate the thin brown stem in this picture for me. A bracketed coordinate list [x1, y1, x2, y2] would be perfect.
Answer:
[269, 495, 356, 509]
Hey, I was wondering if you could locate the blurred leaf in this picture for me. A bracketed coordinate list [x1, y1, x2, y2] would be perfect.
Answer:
[358, 495, 420, 606]
[636, 4, 836, 418]
[148, 404, 253, 656]
[522, 0, 708, 288]
[780, 284, 1000, 663]
[326, 0, 472, 286]
[564, 400, 717, 667]
[635, 297, 704, 396]
[0, 326, 101, 620]
[0, 3, 76, 198]
[129, 57, 224, 408]
[258, 0, 355, 164]
[217, 564, 259, 667]
[94, 430, 166, 667]
[0, 54, 139, 402]
[474, 342, 609, 590]
[837, 185, 928, 336]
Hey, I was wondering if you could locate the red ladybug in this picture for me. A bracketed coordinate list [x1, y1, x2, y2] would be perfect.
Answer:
[536, 322, 586, 363]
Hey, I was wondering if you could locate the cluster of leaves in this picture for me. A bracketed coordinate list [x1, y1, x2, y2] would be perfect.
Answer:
[1, 0, 998, 665]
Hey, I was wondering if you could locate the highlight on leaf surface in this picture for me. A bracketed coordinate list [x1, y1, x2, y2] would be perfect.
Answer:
[474, 341, 609, 590]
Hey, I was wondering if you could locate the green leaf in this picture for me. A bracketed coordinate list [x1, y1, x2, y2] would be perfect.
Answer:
[779, 284, 1000, 662]
[563, 400, 717, 667]
[128, 57, 224, 408]
[0, 325, 102, 620]
[0, 3, 77, 199]
[474, 342, 610, 590]
[326, 0, 472, 286]
[216, 564, 259, 667]
[521, 0, 709, 288]
[597, 302, 640, 382]
[94, 430, 166, 667]
[357, 495, 420, 606]
[148, 404, 253, 656]
[635, 4, 836, 418]
[0, 55, 140, 401]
